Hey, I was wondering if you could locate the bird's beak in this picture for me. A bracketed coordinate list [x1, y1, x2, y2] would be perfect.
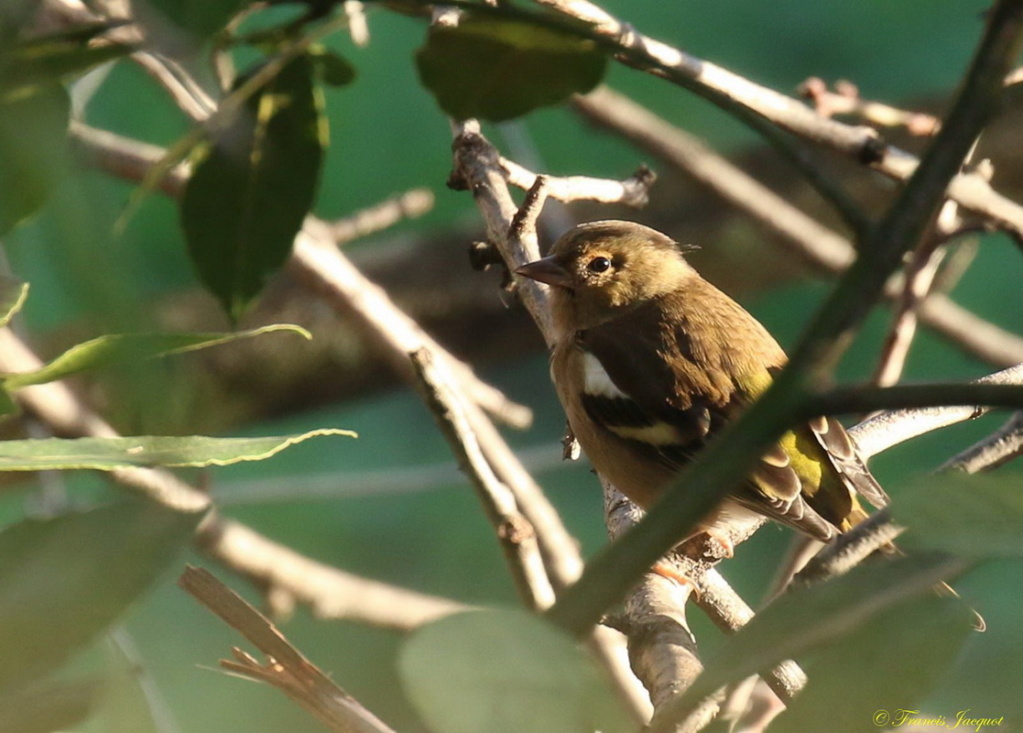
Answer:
[516, 256, 573, 289]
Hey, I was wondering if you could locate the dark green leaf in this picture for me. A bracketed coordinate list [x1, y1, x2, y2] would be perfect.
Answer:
[770, 596, 974, 733]
[400, 609, 631, 733]
[1, 324, 311, 391]
[0, 500, 202, 694]
[181, 55, 326, 320]
[0, 32, 131, 98]
[894, 472, 1023, 557]
[310, 45, 356, 87]
[0, 85, 69, 236]
[0, 276, 29, 329]
[669, 555, 968, 714]
[143, 0, 250, 38]
[0, 429, 356, 471]
[415, 15, 607, 122]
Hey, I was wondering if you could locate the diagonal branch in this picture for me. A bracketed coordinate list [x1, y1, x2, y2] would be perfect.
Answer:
[410, 348, 555, 610]
[179, 566, 397, 733]
[535, 0, 1023, 241]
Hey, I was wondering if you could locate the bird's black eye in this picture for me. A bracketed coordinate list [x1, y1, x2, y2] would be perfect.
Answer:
[587, 256, 612, 273]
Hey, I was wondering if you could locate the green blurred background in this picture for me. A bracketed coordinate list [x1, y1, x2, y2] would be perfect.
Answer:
[3, 0, 1022, 730]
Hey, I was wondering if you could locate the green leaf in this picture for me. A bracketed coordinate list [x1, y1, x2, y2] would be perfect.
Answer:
[0, 276, 29, 329]
[0, 85, 69, 236]
[770, 596, 974, 733]
[667, 555, 968, 715]
[0, 29, 131, 99]
[400, 609, 631, 733]
[415, 15, 607, 122]
[309, 45, 356, 87]
[143, 0, 250, 38]
[0, 429, 356, 471]
[0, 499, 202, 694]
[0, 679, 101, 733]
[1, 324, 311, 391]
[181, 54, 326, 321]
[893, 472, 1023, 557]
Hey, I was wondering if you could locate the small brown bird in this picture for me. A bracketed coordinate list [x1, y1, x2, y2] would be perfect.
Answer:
[516, 220, 889, 557]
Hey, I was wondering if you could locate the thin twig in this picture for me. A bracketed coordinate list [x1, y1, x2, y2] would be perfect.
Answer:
[410, 348, 556, 610]
[501, 157, 655, 207]
[179, 566, 397, 733]
[792, 509, 904, 588]
[343, 0, 370, 46]
[328, 188, 435, 245]
[799, 77, 941, 136]
[938, 410, 1023, 473]
[196, 518, 469, 630]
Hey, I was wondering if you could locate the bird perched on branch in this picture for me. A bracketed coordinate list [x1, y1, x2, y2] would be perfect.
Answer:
[515, 219, 890, 558]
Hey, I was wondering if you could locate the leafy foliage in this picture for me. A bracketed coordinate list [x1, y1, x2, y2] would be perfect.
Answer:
[416, 15, 607, 122]
[181, 54, 327, 320]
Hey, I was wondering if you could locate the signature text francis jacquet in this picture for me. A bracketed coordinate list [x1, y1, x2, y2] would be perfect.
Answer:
[873, 708, 1005, 731]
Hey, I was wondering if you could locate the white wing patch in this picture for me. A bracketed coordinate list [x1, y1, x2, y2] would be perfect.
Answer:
[581, 352, 629, 399]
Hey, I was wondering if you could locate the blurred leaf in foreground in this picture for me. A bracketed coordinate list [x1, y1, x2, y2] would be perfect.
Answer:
[400, 608, 631, 733]
[0, 85, 69, 236]
[893, 472, 1023, 557]
[0, 499, 202, 694]
[770, 595, 974, 733]
[672, 554, 971, 712]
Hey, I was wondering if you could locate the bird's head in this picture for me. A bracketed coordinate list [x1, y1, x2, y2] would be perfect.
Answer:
[516, 220, 697, 332]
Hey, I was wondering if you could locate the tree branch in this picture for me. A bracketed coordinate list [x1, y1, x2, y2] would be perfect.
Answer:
[409, 348, 555, 610]
[938, 410, 1023, 473]
[849, 362, 1023, 459]
[537, 0, 1023, 241]
[179, 566, 397, 733]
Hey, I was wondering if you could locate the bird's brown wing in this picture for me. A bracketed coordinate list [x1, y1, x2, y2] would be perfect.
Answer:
[580, 308, 840, 542]
[807, 415, 890, 510]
